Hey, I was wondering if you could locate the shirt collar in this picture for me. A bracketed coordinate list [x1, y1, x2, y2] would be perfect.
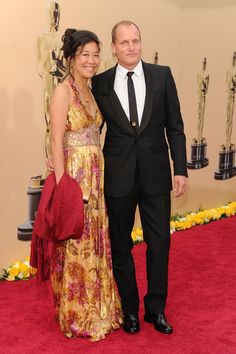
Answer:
[116, 60, 143, 79]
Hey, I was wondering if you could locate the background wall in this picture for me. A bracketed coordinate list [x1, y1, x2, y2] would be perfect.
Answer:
[0, 0, 236, 268]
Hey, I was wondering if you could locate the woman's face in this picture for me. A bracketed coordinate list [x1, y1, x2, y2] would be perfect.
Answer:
[72, 41, 100, 79]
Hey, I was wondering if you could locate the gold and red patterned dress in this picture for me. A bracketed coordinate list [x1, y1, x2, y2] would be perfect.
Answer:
[50, 80, 123, 341]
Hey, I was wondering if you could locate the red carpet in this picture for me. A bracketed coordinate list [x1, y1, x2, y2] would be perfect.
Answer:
[1, 216, 236, 354]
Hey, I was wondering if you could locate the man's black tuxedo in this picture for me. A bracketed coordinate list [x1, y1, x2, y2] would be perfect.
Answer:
[92, 62, 187, 315]
[93, 62, 187, 197]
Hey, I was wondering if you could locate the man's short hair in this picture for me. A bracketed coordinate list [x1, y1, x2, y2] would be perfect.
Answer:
[111, 20, 141, 43]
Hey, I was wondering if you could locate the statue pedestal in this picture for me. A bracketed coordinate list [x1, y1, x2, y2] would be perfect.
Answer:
[214, 144, 236, 180]
[17, 176, 45, 241]
[187, 138, 209, 169]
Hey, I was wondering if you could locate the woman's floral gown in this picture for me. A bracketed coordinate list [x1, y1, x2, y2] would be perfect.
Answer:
[50, 80, 123, 341]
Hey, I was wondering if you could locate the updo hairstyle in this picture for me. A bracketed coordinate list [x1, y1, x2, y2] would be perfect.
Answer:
[61, 28, 100, 59]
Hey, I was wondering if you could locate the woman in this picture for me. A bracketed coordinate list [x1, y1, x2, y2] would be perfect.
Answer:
[49, 29, 122, 341]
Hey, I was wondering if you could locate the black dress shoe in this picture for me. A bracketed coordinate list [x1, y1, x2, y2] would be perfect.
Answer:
[123, 314, 140, 334]
[144, 312, 173, 334]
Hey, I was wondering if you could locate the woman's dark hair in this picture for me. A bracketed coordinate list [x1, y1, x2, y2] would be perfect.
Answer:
[61, 28, 100, 59]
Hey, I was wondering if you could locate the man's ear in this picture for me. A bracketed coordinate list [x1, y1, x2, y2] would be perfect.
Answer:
[111, 42, 116, 57]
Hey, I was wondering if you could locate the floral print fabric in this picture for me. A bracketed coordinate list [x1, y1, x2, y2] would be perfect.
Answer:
[50, 81, 123, 341]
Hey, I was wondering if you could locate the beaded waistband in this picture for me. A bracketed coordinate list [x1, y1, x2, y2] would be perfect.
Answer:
[63, 126, 100, 147]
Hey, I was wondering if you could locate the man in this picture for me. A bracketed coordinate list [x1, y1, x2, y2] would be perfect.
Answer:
[92, 20, 188, 335]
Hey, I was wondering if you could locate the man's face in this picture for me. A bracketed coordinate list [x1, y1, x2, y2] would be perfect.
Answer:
[111, 24, 141, 70]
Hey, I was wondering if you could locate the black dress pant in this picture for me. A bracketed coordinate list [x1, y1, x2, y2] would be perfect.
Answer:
[105, 167, 171, 315]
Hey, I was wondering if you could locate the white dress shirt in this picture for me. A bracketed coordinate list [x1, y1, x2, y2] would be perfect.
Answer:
[114, 60, 146, 124]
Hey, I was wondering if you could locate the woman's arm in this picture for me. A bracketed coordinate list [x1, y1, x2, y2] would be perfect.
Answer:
[50, 83, 70, 184]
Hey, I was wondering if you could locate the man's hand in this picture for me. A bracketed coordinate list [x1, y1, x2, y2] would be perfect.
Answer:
[173, 175, 188, 197]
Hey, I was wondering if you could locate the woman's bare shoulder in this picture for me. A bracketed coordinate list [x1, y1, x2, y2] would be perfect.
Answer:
[54, 80, 71, 95]
[51, 80, 73, 105]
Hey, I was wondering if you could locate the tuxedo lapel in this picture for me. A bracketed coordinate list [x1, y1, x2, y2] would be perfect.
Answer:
[138, 62, 153, 135]
[106, 66, 136, 135]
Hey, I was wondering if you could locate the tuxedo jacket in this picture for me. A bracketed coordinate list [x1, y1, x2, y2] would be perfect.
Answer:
[92, 61, 187, 198]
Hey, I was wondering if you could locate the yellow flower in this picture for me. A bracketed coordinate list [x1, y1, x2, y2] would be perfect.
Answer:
[131, 228, 144, 243]
[170, 221, 176, 231]
[8, 266, 19, 278]
[136, 228, 143, 237]
[131, 230, 137, 241]
[184, 220, 193, 229]
[228, 202, 236, 212]
[19, 262, 29, 278]
[30, 267, 37, 276]
[185, 213, 196, 223]
[214, 209, 223, 220]
[224, 207, 234, 217]
[6, 275, 16, 281]
[171, 218, 181, 230]
[4, 201, 236, 280]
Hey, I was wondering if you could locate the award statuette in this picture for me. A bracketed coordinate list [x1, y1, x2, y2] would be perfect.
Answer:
[17, 176, 45, 241]
[187, 58, 209, 169]
[214, 52, 236, 180]
[37, 0, 66, 158]
[17, 2, 65, 241]
[154, 51, 158, 64]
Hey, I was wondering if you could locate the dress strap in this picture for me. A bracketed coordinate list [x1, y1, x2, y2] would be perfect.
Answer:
[69, 78, 82, 106]
[68, 77, 98, 120]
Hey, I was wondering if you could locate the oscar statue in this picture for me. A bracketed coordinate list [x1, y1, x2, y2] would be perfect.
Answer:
[214, 52, 236, 180]
[154, 51, 158, 64]
[17, 1, 66, 241]
[187, 58, 209, 169]
[37, 0, 66, 158]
